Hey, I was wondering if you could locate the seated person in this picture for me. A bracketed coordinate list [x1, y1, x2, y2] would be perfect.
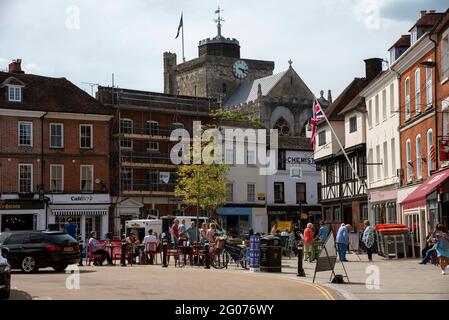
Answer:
[88, 231, 113, 266]
[126, 232, 141, 264]
[143, 229, 158, 264]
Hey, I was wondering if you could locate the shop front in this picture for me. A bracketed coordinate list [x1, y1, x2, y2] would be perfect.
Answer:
[0, 199, 46, 231]
[218, 207, 251, 237]
[47, 194, 110, 243]
[401, 168, 449, 257]
[268, 205, 321, 231]
[369, 189, 398, 225]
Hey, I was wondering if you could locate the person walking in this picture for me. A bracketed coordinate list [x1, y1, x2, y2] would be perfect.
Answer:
[303, 223, 314, 261]
[318, 221, 330, 243]
[362, 220, 375, 261]
[434, 224, 449, 275]
[336, 223, 349, 262]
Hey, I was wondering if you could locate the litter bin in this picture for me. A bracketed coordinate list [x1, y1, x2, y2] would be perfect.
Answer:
[259, 235, 281, 272]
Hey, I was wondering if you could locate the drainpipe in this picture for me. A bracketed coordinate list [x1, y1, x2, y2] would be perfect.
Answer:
[429, 33, 438, 171]
[41, 112, 48, 229]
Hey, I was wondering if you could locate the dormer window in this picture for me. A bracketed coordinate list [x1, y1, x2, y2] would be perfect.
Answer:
[8, 85, 22, 102]
[410, 28, 417, 46]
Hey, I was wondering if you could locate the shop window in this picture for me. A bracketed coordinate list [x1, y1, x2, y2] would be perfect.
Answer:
[333, 207, 341, 222]
[361, 203, 368, 221]
[324, 207, 331, 222]
[387, 202, 397, 224]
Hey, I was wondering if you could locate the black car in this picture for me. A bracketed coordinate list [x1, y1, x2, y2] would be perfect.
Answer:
[0, 247, 11, 299]
[0, 230, 80, 273]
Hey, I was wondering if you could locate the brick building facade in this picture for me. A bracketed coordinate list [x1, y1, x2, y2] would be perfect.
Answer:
[0, 60, 114, 243]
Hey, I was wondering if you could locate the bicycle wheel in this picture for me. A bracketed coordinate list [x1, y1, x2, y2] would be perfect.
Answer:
[211, 249, 230, 269]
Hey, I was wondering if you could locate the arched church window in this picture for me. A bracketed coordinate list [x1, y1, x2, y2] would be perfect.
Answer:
[274, 117, 291, 136]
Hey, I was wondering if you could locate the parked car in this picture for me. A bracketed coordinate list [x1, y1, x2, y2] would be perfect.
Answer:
[0, 247, 11, 299]
[0, 230, 80, 273]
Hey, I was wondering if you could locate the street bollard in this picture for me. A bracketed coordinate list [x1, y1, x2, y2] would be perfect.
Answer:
[120, 235, 127, 267]
[297, 243, 306, 277]
[78, 241, 84, 266]
[204, 241, 210, 269]
[162, 238, 168, 268]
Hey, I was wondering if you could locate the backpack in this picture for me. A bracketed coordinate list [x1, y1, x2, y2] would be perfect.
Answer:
[331, 274, 345, 283]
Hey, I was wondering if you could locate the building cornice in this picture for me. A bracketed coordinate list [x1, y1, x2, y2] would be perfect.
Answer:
[0, 108, 46, 118]
[45, 112, 113, 121]
[390, 34, 434, 74]
[360, 70, 397, 98]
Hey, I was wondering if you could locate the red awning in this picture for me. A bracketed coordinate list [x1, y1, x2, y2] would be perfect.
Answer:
[401, 168, 449, 210]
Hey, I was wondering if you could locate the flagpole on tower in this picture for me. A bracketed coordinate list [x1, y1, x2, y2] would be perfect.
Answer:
[181, 11, 185, 62]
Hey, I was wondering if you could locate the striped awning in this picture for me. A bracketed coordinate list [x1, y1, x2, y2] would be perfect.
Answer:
[52, 208, 108, 216]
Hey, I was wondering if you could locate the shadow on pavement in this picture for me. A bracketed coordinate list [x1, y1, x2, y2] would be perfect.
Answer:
[8, 289, 33, 300]
[12, 269, 97, 275]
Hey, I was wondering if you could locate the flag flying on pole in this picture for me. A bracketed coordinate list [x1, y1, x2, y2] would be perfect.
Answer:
[313, 98, 325, 121]
[309, 119, 317, 150]
[175, 13, 183, 39]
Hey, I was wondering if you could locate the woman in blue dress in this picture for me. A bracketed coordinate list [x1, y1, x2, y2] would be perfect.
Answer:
[435, 224, 449, 275]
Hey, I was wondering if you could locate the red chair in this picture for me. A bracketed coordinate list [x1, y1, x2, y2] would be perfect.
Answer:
[166, 244, 184, 267]
[192, 243, 205, 266]
[111, 241, 133, 265]
[87, 243, 103, 266]
[143, 242, 159, 264]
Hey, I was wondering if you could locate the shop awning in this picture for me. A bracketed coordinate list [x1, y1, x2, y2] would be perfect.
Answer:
[401, 168, 449, 210]
[52, 208, 108, 216]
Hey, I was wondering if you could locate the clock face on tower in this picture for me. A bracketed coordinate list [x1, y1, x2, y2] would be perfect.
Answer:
[233, 60, 249, 79]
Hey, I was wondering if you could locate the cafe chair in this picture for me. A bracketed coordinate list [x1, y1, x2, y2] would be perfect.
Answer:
[87, 244, 103, 266]
[143, 242, 159, 265]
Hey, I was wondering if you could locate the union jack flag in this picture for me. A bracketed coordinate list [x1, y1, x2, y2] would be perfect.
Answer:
[313, 98, 325, 121]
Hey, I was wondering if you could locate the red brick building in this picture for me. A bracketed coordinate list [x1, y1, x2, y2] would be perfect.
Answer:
[96, 87, 214, 236]
[0, 60, 114, 242]
[392, 11, 447, 256]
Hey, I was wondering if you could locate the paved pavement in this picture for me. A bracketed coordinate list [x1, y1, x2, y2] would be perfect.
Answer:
[6, 252, 448, 300]
[7, 262, 339, 300]
[281, 251, 449, 300]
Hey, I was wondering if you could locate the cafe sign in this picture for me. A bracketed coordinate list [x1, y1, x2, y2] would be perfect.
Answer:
[50, 194, 111, 204]
[0, 200, 44, 210]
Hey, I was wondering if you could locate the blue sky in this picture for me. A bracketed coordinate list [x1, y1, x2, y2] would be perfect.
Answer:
[0, 0, 447, 98]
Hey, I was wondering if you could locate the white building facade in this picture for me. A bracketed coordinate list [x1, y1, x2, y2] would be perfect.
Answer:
[360, 70, 401, 225]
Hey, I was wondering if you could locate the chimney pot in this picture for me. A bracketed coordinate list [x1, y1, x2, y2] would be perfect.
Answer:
[8, 59, 24, 74]
[420, 10, 427, 17]
[327, 90, 333, 104]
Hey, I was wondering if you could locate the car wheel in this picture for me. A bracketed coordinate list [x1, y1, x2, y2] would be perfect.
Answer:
[52, 263, 68, 272]
[21, 256, 38, 273]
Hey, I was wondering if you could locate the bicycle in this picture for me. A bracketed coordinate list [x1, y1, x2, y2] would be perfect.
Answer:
[209, 241, 249, 270]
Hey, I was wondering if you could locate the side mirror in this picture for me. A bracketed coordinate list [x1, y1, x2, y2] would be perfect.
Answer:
[1, 247, 9, 258]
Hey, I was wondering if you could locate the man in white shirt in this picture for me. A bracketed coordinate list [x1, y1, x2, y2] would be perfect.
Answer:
[143, 229, 157, 244]
[143, 229, 158, 264]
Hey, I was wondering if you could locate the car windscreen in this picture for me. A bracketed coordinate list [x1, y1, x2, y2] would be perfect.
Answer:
[0, 233, 10, 245]
[45, 233, 77, 243]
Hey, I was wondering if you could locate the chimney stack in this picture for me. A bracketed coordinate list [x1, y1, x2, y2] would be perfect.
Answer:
[429, 10, 436, 13]
[420, 10, 427, 17]
[364, 58, 383, 82]
[8, 59, 24, 74]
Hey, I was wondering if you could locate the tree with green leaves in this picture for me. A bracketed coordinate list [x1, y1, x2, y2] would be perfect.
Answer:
[174, 130, 229, 237]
